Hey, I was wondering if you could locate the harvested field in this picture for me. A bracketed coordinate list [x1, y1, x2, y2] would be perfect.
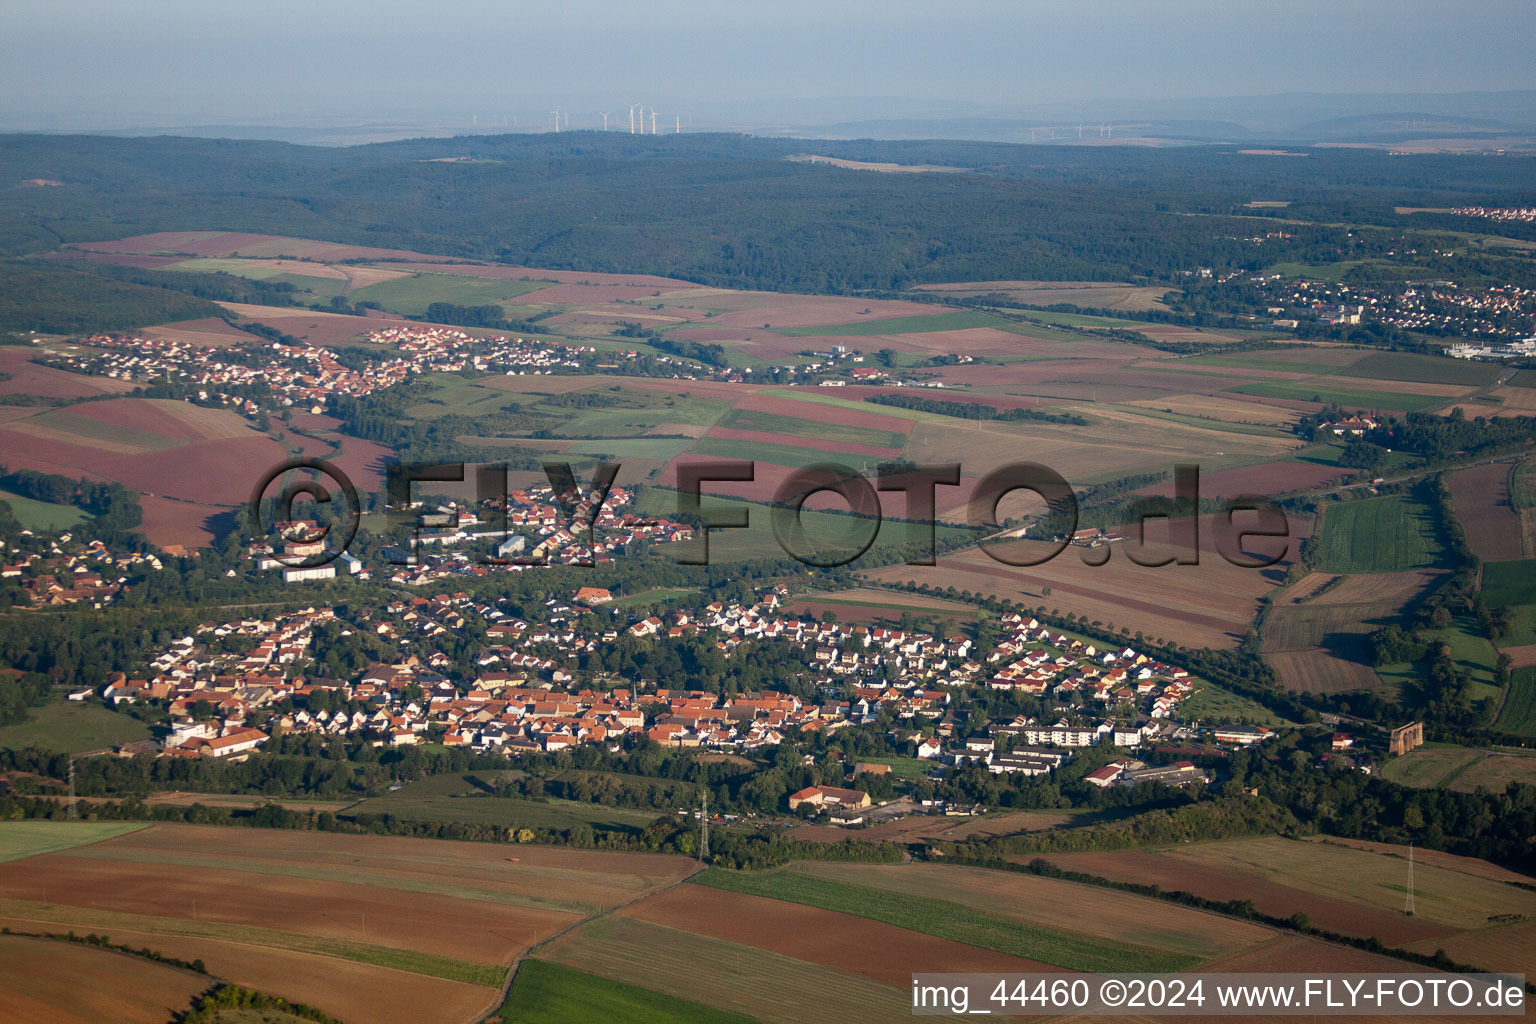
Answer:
[540, 915, 913, 1024]
[0, 400, 285, 517]
[0, 823, 700, 1022]
[660, 454, 797, 504]
[42, 925, 494, 1024]
[872, 514, 1303, 650]
[111, 436, 288, 503]
[905, 416, 1290, 505]
[1046, 849, 1456, 946]
[71, 398, 254, 443]
[1316, 375, 1475, 397]
[1135, 460, 1345, 500]
[0, 933, 211, 1024]
[1135, 324, 1252, 345]
[1262, 570, 1441, 692]
[379, 260, 695, 289]
[692, 866, 1198, 973]
[794, 862, 1275, 962]
[619, 884, 1054, 987]
[1206, 934, 1424, 974]
[697, 293, 940, 330]
[1164, 836, 1534, 930]
[325, 437, 395, 493]
[793, 809, 1073, 844]
[1296, 835, 1533, 885]
[73, 231, 448, 263]
[138, 316, 265, 347]
[703, 425, 900, 458]
[1502, 644, 1536, 667]
[136, 496, 232, 550]
[1489, 384, 1536, 413]
[68, 250, 187, 269]
[1449, 461, 1525, 563]
[1128, 393, 1302, 427]
[729, 393, 914, 435]
[1263, 649, 1378, 693]
[0, 855, 573, 965]
[92, 824, 696, 909]
[0, 350, 135, 399]
[912, 279, 1174, 311]
[1405, 920, 1536, 976]
[216, 302, 376, 346]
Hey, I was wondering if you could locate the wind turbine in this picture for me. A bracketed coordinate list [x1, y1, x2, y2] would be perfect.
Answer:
[549, 107, 560, 133]
[675, 115, 681, 134]
[627, 103, 640, 134]
[650, 109, 660, 135]
[599, 111, 611, 131]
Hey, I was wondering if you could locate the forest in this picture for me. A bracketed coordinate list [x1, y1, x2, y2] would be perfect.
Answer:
[2, 133, 1534, 301]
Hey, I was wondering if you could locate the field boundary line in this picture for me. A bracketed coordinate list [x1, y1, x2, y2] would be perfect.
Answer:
[470, 858, 705, 1023]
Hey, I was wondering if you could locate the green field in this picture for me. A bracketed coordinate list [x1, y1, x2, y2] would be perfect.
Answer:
[346, 772, 664, 833]
[348, 271, 550, 316]
[607, 587, 697, 608]
[0, 696, 152, 753]
[1314, 493, 1449, 573]
[1109, 403, 1291, 438]
[0, 488, 90, 530]
[1182, 353, 1364, 377]
[1176, 681, 1295, 727]
[1480, 560, 1536, 646]
[160, 257, 348, 298]
[689, 437, 887, 473]
[21, 407, 182, 450]
[689, 867, 1199, 973]
[1513, 460, 1536, 509]
[495, 959, 759, 1024]
[1509, 369, 1536, 389]
[1377, 746, 1485, 788]
[1225, 380, 1447, 412]
[768, 311, 1001, 337]
[541, 915, 908, 1024]
[846, 755, 930, 780]
[554, 399, 730, 438]
[1008, 309, 1157, 329]
[1376, 615, 1503, 707]
[0, 821, 148, 863]
[1337, 351, 1501, 387]
[1480, 559, 1536, 608]
[716, 407, 907, 450]
[566, 438, 695, 459]
[757, 388, 953, 423]
[1498, 667, 1536, 738]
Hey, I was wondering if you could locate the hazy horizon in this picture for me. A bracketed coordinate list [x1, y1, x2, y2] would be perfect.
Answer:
[4, 0, 1536, 135]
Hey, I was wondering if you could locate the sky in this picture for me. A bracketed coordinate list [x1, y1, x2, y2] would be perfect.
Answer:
[4, 0, 1535, 131]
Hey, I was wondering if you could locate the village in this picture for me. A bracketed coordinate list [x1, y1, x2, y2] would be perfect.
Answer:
[45, 326, 605, 416]
[261, 480, 696, 584]
[84, 578, 1304, 823]
[1, 529, 164, 607]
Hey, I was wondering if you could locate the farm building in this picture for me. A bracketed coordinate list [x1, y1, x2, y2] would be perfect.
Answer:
[788, 785, 873, 811]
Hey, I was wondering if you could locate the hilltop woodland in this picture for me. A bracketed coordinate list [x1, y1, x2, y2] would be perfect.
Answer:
[1, 132, 1534, 331]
